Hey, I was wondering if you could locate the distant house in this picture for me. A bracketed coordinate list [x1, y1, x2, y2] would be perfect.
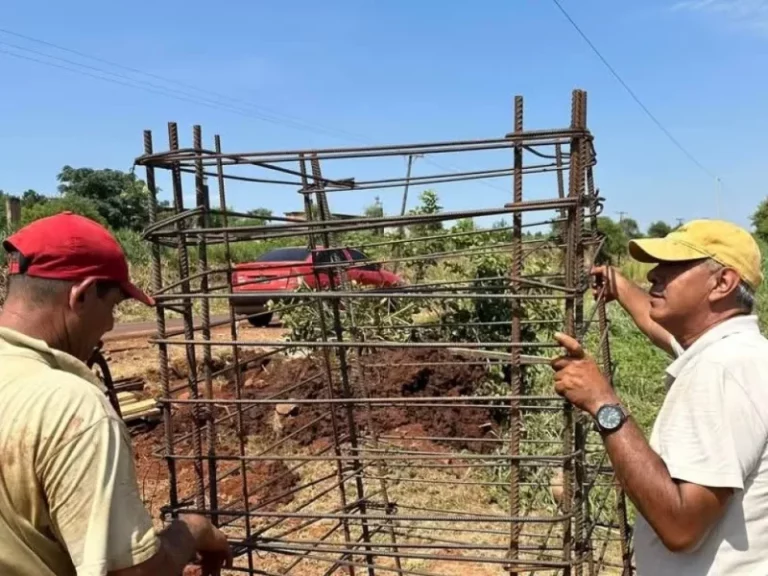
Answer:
[283, 211, 361, 221]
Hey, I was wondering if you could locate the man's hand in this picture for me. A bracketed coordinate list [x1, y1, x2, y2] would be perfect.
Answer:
[181, 515, 233, 576]
[550, 332, 619, 416]
[590, 265, 619, 303]
[109, 514, 233, 576]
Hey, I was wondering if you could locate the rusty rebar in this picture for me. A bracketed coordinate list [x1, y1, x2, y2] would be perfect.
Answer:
[299, 153, 358, 576]
[140, 89, 628, 575]
[213, 131, 256, 573]
[193, 125, 220, 524]
[144, 129, 179, 513]
[167, 121, 205, 511]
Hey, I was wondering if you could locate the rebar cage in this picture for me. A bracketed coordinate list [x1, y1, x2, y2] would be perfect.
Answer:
[136, 89, 634, 575]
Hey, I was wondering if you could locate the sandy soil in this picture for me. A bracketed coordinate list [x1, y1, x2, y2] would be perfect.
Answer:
[104, 325, 626, 576]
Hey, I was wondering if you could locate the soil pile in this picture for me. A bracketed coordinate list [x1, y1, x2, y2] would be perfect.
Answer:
[130, 348, 500, 518]
[132, 427, 300, 517]
[226, 348, 500, 452]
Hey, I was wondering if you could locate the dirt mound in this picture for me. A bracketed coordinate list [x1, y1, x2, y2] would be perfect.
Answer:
[131, 348, 499, 518]
[225, 348, 500, 452]
[132, 427, 300, 519]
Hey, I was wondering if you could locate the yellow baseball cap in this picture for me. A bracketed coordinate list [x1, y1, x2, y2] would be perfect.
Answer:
[628, 219, 763, 290]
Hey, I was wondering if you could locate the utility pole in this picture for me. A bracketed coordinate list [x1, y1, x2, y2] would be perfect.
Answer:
[676, 218, 684, 228]
[399, 153, 422, 219]
[614, 211, 628, 266]
[394, 153, 422, 274]
[5, 196, 20, 233]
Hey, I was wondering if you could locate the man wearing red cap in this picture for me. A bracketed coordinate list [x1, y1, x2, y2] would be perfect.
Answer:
[0, 213, 231, 575]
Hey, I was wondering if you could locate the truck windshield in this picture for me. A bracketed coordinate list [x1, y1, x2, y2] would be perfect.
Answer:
[256, 248, 310, 262]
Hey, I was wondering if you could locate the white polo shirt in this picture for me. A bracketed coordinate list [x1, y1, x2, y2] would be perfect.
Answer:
[634, 315, 768, 575]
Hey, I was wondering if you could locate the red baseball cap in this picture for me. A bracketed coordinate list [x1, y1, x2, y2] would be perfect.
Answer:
[3, 212, 154, 306]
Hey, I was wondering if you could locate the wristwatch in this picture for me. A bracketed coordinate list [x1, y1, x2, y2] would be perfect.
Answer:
[594, 403, 628, 435]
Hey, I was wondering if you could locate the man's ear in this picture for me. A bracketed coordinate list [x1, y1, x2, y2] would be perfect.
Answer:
[69, 278, 98, 310]
[709, 268, 741, 304]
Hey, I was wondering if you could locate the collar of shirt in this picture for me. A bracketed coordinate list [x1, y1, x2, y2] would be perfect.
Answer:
[666, 315, 761, 379]
[0, 326, 104, 390]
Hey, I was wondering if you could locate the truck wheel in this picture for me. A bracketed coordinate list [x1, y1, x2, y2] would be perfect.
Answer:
[247, 312, 274, 327]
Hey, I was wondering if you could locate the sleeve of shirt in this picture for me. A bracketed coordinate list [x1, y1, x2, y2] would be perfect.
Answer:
[39, 415, 160, 573]
[657, 360, 767, 490]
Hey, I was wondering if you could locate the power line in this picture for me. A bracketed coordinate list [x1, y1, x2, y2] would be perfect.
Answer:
[549, 0, 718, 181]
[0, 28, 511, 197]
[0, 28, 371, 144]
[0, 44, 357, 141]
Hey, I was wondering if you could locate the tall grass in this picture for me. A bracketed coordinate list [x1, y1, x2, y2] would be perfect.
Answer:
[620, 260, 652, 287]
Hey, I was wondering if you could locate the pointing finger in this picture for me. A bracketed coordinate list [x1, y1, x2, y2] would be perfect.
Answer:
[554, 332, 585, 359]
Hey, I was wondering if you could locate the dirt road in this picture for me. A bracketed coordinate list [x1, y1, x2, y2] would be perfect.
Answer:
[105, 314, 267, 341]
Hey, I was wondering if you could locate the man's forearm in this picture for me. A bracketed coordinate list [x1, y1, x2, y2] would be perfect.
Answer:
[602, 415, 707, 551]
[109, 520, 197, 575]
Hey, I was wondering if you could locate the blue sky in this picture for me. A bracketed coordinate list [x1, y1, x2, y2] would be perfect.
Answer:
[1, 0, 766, 232]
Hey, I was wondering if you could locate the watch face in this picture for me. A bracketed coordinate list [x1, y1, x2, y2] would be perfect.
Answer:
[597, 405, 624, 430]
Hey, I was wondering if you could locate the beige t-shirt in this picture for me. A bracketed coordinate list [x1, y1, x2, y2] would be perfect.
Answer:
[635, 316, 768, 575]
[0, 328, 160, 575]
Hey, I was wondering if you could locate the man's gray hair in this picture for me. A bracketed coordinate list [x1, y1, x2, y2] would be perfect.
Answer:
[7, 274, 75, 305]
[734, 281, 756, 313]
[706, 259, 755, 313]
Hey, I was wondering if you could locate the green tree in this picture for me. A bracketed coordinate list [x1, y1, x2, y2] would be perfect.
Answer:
[21, 190, 46, 206]
[596, 216, 628, 260]
[21, 196, 105, 227]
[408, 190, 443, 237]
[450, 218, 476, 249]
[0, 190, 6, 230]
[647, 220, 672, 238]
[247, 208, 273, 223]
[364, 197, 384, 219]
[619, 217, 641, 240]
[364, 197, 385, 235]
[57, 166, 151, 232]
[752, 198, 768, 245]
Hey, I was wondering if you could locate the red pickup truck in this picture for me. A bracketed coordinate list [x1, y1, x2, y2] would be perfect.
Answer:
[231, 246, 404, 326]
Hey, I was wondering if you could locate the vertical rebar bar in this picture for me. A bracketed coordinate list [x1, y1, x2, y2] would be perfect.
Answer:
[144, 129, 179, 513]
[310, 155, 376, 576]
[586, 168, 633, 576]
[167, 121, 205, 511]
[507, 95, 524, 572]
[343, 288, 403, 573]
[214, 133, 254, 573]
[561, 90, 581, 575]
[299, 153, 357, 576]
[572, 89, 588, 576]
[194, 125, 219, 523]
[556, 143, 567, 244]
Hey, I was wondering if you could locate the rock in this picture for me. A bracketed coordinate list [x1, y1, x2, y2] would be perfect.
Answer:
[275, 402, 299, 417]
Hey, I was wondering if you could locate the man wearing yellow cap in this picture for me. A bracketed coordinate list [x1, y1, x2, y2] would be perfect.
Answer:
[551, 219, 768, 575]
